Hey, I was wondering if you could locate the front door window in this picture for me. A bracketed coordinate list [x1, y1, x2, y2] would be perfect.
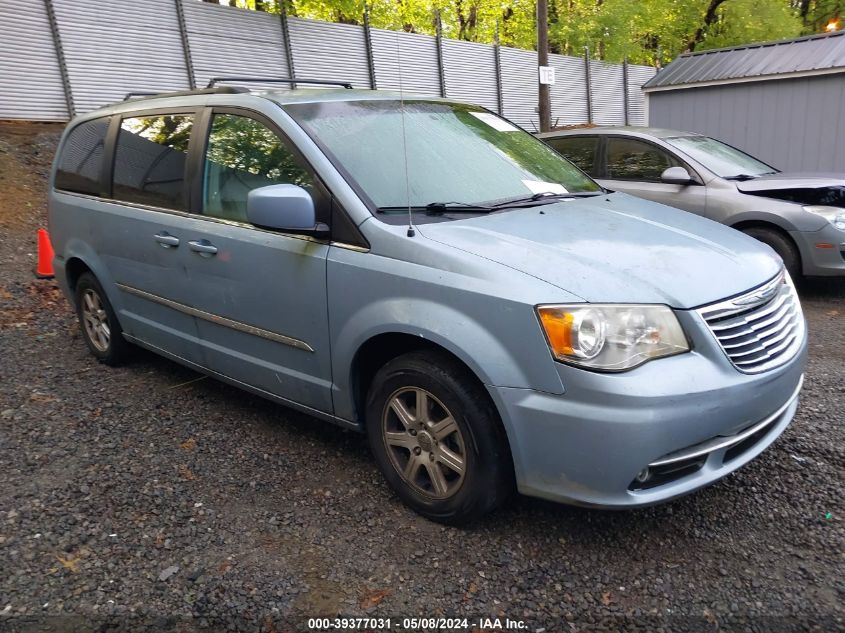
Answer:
[203, 113, 313, 223]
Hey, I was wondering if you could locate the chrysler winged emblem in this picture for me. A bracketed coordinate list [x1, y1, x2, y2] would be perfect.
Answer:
[732, 276, 782, 308]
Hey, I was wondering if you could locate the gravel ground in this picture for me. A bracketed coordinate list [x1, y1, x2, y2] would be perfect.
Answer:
[0, 121, 843, 632]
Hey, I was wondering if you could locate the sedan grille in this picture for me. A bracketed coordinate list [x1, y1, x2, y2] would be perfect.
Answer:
[697, 271, 804, 374]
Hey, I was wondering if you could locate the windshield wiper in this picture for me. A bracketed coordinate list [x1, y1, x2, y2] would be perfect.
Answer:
[725, 174, 759, 181]
[484, 191, 602, 209]
[376, 191, 603, 215]
[376, 202, 495, 215]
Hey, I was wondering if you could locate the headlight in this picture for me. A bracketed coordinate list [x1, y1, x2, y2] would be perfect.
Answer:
[537, 304, 690, 371]
[804, 205, 845, 231]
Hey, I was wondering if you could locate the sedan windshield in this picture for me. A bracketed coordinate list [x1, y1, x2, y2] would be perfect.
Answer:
[284, 100, 600, 215]
[665, 135, 777, 180]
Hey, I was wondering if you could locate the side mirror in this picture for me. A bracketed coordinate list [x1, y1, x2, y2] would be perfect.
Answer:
[246, 184, 329, 237]
[661, 166, 694, 185]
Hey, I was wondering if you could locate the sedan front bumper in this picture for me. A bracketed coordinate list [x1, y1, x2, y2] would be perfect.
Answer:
[792, 224, 845, 276]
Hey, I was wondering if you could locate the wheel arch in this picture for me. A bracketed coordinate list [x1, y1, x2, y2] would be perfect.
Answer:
[729, 218, 803, 272]
[58, 239, 125, 312]
[350, 332, 489, 428]
[65, 256, 93, 293]
[351, 331, 517, 494]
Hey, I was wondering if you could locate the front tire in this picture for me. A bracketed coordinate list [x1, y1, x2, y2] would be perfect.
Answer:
[366, 351, 513, 525]
[74, 272, 131, 366]
[741, 227, 802, 279]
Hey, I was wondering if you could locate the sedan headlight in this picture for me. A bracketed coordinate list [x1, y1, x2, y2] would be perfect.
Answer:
[536, 304, 690, 371]
[804, 205, 845, 231]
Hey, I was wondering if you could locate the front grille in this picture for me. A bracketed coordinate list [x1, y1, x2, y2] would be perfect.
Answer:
[697, 271, 804, 374]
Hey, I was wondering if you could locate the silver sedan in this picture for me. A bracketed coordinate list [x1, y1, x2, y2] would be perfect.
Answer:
[538, 126, 845, 279]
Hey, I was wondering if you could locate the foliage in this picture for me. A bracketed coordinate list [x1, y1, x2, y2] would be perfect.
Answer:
[703, 0, 802, 50]
[202, 0, 842, 65]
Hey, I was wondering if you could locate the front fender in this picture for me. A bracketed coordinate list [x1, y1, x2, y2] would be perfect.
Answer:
[729, 208, 825, 233]
[329, 294, 564, 423]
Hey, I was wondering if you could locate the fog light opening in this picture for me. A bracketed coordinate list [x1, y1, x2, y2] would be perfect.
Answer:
[635, 467, 651, 483]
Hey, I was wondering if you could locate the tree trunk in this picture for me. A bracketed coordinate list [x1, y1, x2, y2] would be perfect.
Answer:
[686, 0, 729, 52]
[798, 0, 812, 22]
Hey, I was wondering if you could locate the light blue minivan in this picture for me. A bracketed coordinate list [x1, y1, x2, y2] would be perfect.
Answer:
[49, 82, 807, 523]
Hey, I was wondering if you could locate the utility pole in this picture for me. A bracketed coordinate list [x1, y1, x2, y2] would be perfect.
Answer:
[536, 0, 551, 132]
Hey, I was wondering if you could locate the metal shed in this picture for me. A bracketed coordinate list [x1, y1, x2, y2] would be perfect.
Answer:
[643, 31, 845, 172]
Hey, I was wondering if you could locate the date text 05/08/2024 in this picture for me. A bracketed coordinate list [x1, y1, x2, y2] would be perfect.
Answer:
[307, 617, 529, 630]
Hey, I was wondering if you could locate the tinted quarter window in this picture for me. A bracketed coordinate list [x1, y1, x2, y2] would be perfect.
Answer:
[607, 138, 680, 181]
[546, 136, 598, 175]
[55, 118, 109, 195]
[203, 114, 313, 223]
[113, 115, 193, 210]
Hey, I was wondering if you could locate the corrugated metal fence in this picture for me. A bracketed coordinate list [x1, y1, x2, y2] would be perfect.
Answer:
[1, 0, 655, 130]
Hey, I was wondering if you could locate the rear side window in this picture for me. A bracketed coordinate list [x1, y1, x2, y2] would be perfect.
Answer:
[113, 115, 193, 210]
[606, 137, 681, 181]
[55, 118, 109, 195]
[546, 136, 598, 175]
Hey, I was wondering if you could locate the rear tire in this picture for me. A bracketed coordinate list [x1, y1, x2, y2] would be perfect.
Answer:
[741, 227, 801, 279]
[74, 272, 131, 366]
[366, 351, 514, 525]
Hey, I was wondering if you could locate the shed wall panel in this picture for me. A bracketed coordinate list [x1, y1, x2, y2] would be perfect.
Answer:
[648, 74, 845, 172]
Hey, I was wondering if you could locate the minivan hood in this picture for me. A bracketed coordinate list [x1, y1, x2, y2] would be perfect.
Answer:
[418, 193, 781, 309]
[735, 172, 845, 193]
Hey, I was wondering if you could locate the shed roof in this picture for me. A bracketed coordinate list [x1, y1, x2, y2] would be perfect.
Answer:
[643, 30, 845, 91]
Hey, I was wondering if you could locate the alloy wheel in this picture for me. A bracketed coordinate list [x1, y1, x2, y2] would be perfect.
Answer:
[382, 387, 467, 499]
[81, 288, 111, 353]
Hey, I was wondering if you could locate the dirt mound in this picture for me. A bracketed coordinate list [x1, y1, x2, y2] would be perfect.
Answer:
[0, 121, 64, 284]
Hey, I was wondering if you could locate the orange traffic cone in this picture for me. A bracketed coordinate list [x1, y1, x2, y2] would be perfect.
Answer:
[36, 228, 55, 279]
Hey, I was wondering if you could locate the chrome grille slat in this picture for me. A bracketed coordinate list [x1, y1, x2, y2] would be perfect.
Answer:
[709, 292, 790, 331]
[716, 301, 795, 340]
[722, 310, 798, 351]
[722, 328, 795, 361]
[697, 272, 805, 374]
[733, 332, 798, 366]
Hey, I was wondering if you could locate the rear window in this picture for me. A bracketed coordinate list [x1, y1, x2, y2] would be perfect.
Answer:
[545, 136, 598, 175]
[113, 114, 193, 210]
[55, 118, 109, 195]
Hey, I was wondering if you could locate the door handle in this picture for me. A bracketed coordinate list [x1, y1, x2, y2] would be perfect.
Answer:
[188, 239, 218, 256]
[154, 232, 180, 248]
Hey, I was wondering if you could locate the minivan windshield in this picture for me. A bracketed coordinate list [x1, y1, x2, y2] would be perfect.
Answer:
[665, 135, 777, 180]
[284, 100, 600, 216]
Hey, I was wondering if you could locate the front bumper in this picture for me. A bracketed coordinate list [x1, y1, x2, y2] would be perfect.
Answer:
[792, 224, 845, 276]
[489, 309, 807, 508]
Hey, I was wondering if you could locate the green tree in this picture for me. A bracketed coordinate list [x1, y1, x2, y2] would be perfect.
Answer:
[197, 0, 835, 65]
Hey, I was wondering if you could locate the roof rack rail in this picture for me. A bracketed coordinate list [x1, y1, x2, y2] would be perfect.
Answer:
[123, 92, 159, 100]
[206, 77, 354, 90]
[122, 87, 248, 102]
